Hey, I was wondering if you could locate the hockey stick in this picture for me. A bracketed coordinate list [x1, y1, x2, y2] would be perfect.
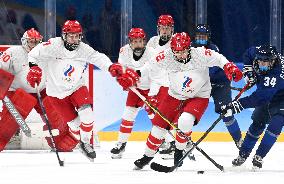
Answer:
[212, 83, 243, 91]
[129, 87, 224, 171]
[149, 83, 251, 173]
[3, 96, 32, 137]
[35, 84, 64, 167]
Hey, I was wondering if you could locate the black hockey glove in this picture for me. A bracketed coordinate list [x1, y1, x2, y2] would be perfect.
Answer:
[243, 65, 257, 86]
[221, 100, 244, 117]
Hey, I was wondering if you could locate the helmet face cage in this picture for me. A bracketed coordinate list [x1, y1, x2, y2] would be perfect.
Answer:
[157, 15, 174, 41]
[21, 28, 43, 52]
[170, 32, 191, 64]
[128, 28, 146, 55]
[253, 45, 279, 74]
[62, 20, 83, 50]
[194, 24, 211, 46]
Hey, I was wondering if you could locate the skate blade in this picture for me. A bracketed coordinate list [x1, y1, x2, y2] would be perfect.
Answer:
[161, 154, 174, 160]
[252, 166, 261, 172]
[79, 149, 95, 162]
[111, 153, 123, 159]
[133, 165, 142, 170]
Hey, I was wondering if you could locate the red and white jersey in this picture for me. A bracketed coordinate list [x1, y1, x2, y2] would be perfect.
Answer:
[146, 36, 170, 95]
[147, 36, 171, 53]
[0, 46, 46, 93]
[150, 47, 229, 100]
[118, 44, 156, 91]
[28, 37, 112, 99]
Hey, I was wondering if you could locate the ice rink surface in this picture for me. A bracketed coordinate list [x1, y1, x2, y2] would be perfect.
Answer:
[1, 141, 284, 184]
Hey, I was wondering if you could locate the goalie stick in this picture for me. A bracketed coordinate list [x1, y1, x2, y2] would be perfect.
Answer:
[3, 96, 32, 137]
[149, 83, 251, 173]
[35, 84, 64, 167]
[129, 87, 224, 171]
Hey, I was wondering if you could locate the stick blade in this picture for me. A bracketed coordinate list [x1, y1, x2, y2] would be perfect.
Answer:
[59, 160, 64, 167]
[150, 162, 175, 173]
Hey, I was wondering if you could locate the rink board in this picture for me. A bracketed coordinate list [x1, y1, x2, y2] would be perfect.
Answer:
[93, 70, 284, 141]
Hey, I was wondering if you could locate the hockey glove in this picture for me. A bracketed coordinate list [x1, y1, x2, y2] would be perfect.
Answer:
[243, 65, 257, 86]
[145, 96, 159, 117]
[221, 100, 244, 117]
[109, 63, 124, 77]
[116, 68, 140, 90]
[223, 62, 243, 82]
[27, 66, 42, 88]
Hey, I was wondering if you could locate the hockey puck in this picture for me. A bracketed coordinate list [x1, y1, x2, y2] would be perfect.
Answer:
[197, 170, 205, 174]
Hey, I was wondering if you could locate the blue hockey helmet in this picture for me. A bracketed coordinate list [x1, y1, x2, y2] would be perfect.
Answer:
[194, 24, 211, 46]
[253, 45, 279, 74]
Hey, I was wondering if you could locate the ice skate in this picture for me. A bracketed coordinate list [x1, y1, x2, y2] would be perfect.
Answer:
[159, 141, 175, 159]
[133, 155, 153, 170]
[252, 155, 263, 170]
[79, 141, 96, 162]
[232, 155, 246, 167]
[110, 142, 126, 159]
[185, 140, 196, 161]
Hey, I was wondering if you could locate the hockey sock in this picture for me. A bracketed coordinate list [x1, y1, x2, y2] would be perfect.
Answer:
[224, 116, 242, 142]
[255, 115, 284, 158]
[145, 126, 166, 157]
[240, 122, 266, 158]
[118, 120, 134, 143]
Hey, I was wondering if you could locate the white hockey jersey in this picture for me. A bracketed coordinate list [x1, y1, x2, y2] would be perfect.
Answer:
[150, 47, 229, 100]
[0, 46, 46, 93]
[146, 36, 170, 95]
[147, 36, 171, 53]
[28, 37, 112, 99]
[118, 44, 157, 91]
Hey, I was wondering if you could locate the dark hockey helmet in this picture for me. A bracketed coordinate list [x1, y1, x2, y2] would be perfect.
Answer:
[253, 45, 279, 74]
[61, 20, 83, 51]
[194, 24, 211, 46]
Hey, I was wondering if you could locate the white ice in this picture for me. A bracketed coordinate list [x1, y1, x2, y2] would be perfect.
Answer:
[1, 142, 284, 184]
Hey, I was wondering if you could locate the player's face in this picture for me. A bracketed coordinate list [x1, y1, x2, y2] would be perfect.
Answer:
[27, 38, 42, 50]
[66, 33, 81, 44]
[129, 38, 145, 49]
[258, 60, 270, 67]
[195, 33, 208, 42]
[173, 49, 190, 60]
[158, 25, 173, 37]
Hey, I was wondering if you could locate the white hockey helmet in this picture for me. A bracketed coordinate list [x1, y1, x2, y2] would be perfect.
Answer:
[21, 28, 43, 52]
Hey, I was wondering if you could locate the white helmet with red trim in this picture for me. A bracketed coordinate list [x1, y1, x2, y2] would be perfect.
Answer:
[21, 28, 43, 52]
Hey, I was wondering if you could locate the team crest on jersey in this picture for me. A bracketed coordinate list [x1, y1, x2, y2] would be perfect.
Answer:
[182, 76, 193, 92]
[62, 64, 75, 83]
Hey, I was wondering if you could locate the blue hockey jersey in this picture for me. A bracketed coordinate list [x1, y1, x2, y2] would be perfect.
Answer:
[239, 54, 284, 108]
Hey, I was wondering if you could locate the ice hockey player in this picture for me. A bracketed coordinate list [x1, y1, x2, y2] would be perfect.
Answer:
[0, 28, 44, 151]
[110, 27, 169, 159]
[146, 14, 176, 158]
[222, 45, 284, 170]
[191, 24, 243, 149]
[26, 20, 139, 161]
[147, 14, 174, 52]
[133, 32, 242, 170]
